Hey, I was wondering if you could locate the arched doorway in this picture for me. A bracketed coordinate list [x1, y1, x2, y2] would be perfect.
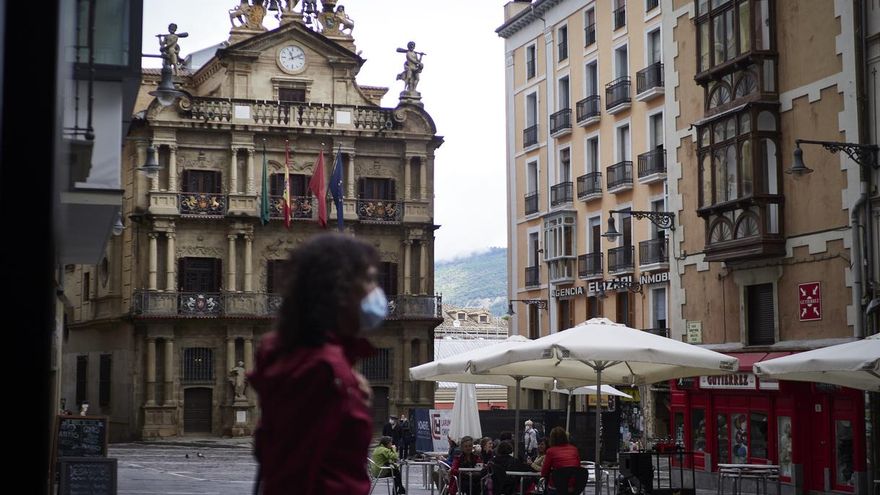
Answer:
[184, 387, 212, 434]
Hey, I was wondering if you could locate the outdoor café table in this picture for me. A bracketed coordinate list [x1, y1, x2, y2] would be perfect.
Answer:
[404, 459, 437, 494]
[506, 470, 542, 495]
[458, 466, 483, 494]
[717, 464, 780, 495]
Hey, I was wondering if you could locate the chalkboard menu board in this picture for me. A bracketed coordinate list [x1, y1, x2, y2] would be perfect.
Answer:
[55, 415, 108, 458]
[59, 457, 117, 495]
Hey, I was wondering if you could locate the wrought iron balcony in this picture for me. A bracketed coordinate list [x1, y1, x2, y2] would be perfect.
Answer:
[698, 195, 785, 262]
[608, 245, 635, 274]
[646, 0, 659, 11]
[524, 191, 539, 215]
[639, 237, 669, 268]
[644, 327, 669, 338]
[179, 193, 227, 217]
[607, 161, 633, 192]
[636, 62, 664, 101]
[268, 195, 315, 219]
[585, 23, 596, 46]
[637, 148, 666, 183]
[386, 294, 443, 320]
[576, 95, 601, 125]
[605, 77, 631, 113]
[525, 266, 540, 287]
[356, 199, 402, 223]
[578, 252, 603, 279]
[186, 97, 395, 131]
[523, 124, 539, 148]
[550, 108, 572, 136]
[613, 6, 626, 30]
[550, 181, 574, 207]
[577, 172, 602, 200]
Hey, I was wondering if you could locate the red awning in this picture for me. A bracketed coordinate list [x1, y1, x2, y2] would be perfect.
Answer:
[728, 351, 794, 372]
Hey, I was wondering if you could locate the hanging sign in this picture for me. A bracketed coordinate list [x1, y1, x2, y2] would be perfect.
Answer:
[798, 282, 821, 321]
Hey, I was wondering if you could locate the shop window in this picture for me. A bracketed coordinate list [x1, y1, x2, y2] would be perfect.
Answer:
[717, 414, 730, 463]
[750, 412, 768, 459]
[777, 416, 792, 478]
[674, 412, 684, 446]
[746, 283, 775, 345]
[732, 412, 749, 462]
[835, 420, 855, 487]
[691, 408, 706, 452]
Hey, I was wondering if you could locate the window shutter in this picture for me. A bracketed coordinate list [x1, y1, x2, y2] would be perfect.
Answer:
[747, 284, 775, 345]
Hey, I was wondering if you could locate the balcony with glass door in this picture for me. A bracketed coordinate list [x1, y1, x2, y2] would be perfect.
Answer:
[637, 147, 666, 184]
[550, 181, 573, 207]
[639, 237, 669, 272]
[524, 191, 539, 216]
[577, 252, 603, 280]
[550, 108, 572, 137]
[605, 77, 631, 114]
[607, 161, 633, 193]
[523, 124, 538, 148]
[576, 172, 602, 201]
[636, 62, 664, 102]
[613, 5, 626, 30]
[607, 245, 635, 275]
[525, 266, 540, 287]
[576, 95, 601, 127]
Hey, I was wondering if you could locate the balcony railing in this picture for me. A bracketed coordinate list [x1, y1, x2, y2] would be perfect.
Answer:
[613, 6, 626, 30]
[577, 172, 602, 199]
[550, 108, 572, 135]
[585, 23, 596, 46]
[550, 181, 573, 207]
[549, 258, 577, 284]
[605, 77, 631, 110]
[179, 193, 227, 217]
[646, 0, 659, 11]
[187, 97, 395, 131]
[607, 161, 633, 191]
[636, 62, 664, 95]
[523, 124, 538, 148]
[637, 148, 666, 179]
[576, 95, 601, 124]
[525, 266, 540, 287]
[524, 191, 539, 215]
[578, 252, 603, 279]
[608, 245, 635, 273]
[357, 199, 402, 223]
[639, 237, 668, 266]
[644, 327, 669, 338]
[387, 294, 443, 320]
[268, 195, 315, 219]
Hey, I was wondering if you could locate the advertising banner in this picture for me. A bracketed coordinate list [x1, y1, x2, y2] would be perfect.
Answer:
[414, 408, 433, 453]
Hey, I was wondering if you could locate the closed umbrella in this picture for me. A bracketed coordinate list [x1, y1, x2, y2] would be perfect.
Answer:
[553, 383, 633, 433]
[469, 318, 739, 495]
[752, 334, 879, 391]
[449, 383, 482, 441]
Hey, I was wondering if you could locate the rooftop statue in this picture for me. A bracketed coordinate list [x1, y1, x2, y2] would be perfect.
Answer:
[396, 41, 425, 94]
[158, 23, 189, 75]
[229, 0, 268, 31]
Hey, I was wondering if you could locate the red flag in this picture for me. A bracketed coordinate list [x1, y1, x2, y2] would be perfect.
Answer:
[309, 149, 328, 228]
[283, 141, 292, 230]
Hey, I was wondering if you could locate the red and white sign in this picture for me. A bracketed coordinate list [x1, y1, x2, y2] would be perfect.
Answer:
[798, 282, 822, 321]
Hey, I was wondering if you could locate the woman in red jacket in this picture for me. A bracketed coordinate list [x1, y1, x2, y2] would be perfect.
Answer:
[249, 234, 385, 495]
[449, 436, 483, 494]
[541, 427, 581, 492]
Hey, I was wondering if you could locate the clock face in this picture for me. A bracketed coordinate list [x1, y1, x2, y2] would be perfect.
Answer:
[279, 45, 305, 72]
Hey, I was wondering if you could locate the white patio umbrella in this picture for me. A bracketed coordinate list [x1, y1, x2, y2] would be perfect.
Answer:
[553, 383, 633, 433]
[449, 383, 483, 441]
[410, 335, 593, 455]
[469, 318, 739, 495]
[752, 334, 880, 392]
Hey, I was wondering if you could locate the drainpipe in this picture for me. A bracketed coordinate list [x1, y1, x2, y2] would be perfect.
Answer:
[853, 190, 867, 339]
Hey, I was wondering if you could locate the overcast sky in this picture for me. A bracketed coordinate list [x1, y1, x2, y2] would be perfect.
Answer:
[142, 0, 508, 261]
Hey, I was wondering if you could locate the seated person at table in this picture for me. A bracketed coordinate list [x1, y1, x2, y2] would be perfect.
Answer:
[479, 437, 495, 464]
[530, 440, 547, 472]
[371, 436, 406, 495]
[541, 427, 581, 493]
[449, 436, 482, 495]
[481, 440, 533, 495]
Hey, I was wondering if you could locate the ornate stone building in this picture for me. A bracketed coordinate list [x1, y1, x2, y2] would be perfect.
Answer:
[61, 1, 442, 440]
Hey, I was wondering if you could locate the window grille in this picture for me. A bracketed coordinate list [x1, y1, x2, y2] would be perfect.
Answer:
[361, 348, 391, 381]
[183, 348, 214, 382]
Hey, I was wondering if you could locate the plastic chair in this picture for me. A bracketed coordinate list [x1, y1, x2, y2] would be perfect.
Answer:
[551, 466, 590, 495]
[367, 458, 395, 495]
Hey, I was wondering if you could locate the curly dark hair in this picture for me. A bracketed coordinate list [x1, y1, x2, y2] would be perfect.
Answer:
[496, 440, 514, 456]
[548, 426, 569, 447]
[276, 233, 379, 350]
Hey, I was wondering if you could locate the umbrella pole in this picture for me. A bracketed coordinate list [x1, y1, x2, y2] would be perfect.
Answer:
[514, 376, 521, 458]
[595, 368, 602, 495]
[565, 388, 573, 433]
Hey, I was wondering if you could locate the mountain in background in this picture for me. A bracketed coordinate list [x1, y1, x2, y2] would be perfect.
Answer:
[435, 247, 507, 316]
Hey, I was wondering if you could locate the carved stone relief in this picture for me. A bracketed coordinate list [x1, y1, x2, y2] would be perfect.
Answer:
[176, 245, 224, 258]
[177, 150, 223, 170]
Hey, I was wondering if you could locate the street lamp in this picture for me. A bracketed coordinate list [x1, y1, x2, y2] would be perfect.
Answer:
[148, 64, 186, 107]
[506, 299, 549, 316]
[786, 139, 879, 176]
[136, 144, 161, 178]
[602, 209, 676, 240]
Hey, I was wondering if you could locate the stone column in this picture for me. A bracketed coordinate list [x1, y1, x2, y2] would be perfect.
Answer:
[146, 337, 157, 405]
[419, 338, 429, 401]
[403, 156, 412, 201]
[403, 240, 411, 294]
[164, 338, 175, 405]
[229, 147, 239, 194]
[345, 153, 355, 197]
[420, 241, 428, 295]
[227, 235, 237, 291]
[243, 338, 254, 371]
[402, 337, 412, 401]
[227, 337, 236, 374]
[165, 233, 175, 291]
[243, 235, 253, 292]
[135, 142, 148, 195]
[419, 157, 427, 201]
[149, 143, 159, 192]
[168, 145, 178, 193]
[246, 148, 255, 194]
[148, 234, 158, 290]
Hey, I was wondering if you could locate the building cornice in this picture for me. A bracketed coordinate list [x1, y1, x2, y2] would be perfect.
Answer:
[496, 0, 565, 38]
